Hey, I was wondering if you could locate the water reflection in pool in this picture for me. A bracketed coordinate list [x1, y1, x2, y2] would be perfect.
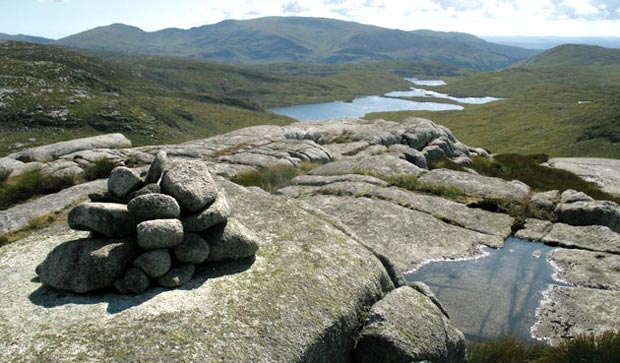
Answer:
[386, 87, 503, 104]
[269, 95, 463, 121]
[405, 77, 447, 86]
[405, 238, 569, 343]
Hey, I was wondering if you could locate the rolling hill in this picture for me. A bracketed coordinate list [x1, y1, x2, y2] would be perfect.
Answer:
[365, 44, 620, 158]
[55, 17, 537, 70]
[517, 44, 620, 68]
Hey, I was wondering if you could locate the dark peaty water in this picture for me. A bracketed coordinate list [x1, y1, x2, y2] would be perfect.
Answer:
[405, 237, 568, 343]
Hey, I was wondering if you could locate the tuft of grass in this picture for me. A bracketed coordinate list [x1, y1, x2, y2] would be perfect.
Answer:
[469, 154, 620, 203]
[538, 330, 620, 363]
[383, 174, 465, 198]
[0, 169, 10, 184]
[231, 161, 320, 193]
[25, 214, 57, 232]
[0, 169, 76, 210]
[468, 331, 620, 363]
[331, 130, 355, 144]
[83, 158, 119, 181]
[468, 336, 544, 363]
[427, 158, 468, 172]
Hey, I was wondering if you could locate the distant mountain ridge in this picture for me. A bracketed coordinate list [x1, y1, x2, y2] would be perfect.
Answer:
[0, 32, 54, 44]
[55, 17, 538, 70]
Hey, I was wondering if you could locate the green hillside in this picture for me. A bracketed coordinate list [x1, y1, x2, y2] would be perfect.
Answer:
[56, 17, 537, 70]
[518, 44, 620, 68]
[1, 41, 455, 156]
[366, 45, 620, 158]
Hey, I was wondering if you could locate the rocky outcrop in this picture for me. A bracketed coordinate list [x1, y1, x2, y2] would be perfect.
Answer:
[4, 117, 620, 359]
[8, 133, 131, 162]
[554, 199, 620, 233]
[354, 286, 466, 363]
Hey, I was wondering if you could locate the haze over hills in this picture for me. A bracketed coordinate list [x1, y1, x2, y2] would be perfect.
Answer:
[0, 32, 53, 44]
[54, 17, 538, 70]
[482, 36, 620, 50]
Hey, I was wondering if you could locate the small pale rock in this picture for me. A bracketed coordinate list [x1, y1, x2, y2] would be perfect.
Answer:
[68, 202, 136, 237]
[174, 233, 210, 264]
[137, 219, 184, 250]
[145, 151, 167, 184]
[133, 249, 171, 278]
[161, 160, 218, 212]
[128, 193, 180, 221]
[181, 191, 230, 232]
[108, 166, 142, 199]
[158, 263, 195, 288]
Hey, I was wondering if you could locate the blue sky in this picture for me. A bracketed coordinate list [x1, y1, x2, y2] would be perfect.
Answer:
[1, 0, 619, 39]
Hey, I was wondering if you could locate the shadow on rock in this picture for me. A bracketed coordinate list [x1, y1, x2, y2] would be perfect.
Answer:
[28, 256, 256, 314]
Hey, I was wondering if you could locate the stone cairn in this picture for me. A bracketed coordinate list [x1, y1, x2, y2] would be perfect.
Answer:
[36, 151, 259, 294]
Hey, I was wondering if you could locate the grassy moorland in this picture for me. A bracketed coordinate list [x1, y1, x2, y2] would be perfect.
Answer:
[2, 41, 456, 156]
[467, 330, 620, 363]
[366, 45, 620, 158]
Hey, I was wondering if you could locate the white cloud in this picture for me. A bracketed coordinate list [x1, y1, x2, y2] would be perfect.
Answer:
[76, 0, 620, 37]
[561, 0, 599, 15]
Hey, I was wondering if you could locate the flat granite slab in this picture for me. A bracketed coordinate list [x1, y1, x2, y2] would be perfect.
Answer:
[547, 157, 620, 196]
[533, 286, 620, 344]
[300, 195, 504, 272]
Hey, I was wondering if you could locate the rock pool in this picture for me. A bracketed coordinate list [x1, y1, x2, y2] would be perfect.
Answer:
[406, 237, 569, 342]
